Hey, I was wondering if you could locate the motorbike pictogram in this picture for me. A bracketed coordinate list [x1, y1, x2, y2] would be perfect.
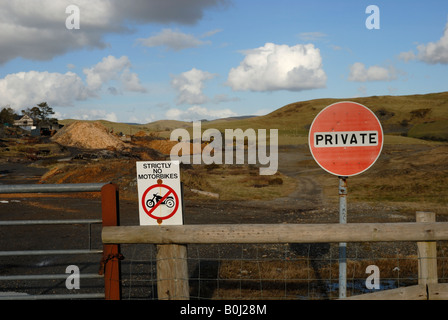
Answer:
[146, 192, 175, 209]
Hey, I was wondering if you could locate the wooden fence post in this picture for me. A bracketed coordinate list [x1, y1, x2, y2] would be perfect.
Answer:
[101, 183, 122, 300]
[416, 211, 438, 286]
[156, 244, 189, 300]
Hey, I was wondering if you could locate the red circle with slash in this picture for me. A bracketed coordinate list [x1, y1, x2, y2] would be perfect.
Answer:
[141, 183, 179, 221]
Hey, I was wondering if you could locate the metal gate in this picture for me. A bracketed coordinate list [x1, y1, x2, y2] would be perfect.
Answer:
[0, 183, 121, 300]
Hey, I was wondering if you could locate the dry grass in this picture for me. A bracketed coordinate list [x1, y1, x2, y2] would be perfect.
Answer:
[297, 141, 448, 213]
[59, 92, 448, 144]
[347, 144, 448, 209]
[203, 252, 427, 299]
[0, 137, 66, 161]
[39, 159, 138, 200]
[182, 164, 297, 201]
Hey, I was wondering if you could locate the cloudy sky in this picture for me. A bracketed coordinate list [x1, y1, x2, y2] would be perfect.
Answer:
[1, 0, 447, 123]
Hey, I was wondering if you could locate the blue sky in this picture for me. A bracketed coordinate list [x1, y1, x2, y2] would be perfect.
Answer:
[1, 0, 447, 123]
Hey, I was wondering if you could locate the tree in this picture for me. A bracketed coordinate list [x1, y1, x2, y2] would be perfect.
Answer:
[21, 106, 41, 119]
[0, 106, 17, 125]
[36, 102, 55, 122]
[21, 102, 56, 125]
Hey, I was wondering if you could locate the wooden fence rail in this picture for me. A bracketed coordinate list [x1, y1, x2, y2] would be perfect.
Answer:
[102, 211, 448, 300]
[102, 222, 448, 244]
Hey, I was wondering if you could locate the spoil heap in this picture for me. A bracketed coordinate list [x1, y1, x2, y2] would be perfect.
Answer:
[131, 134, 198, 156]
[52, 121, 128, 150]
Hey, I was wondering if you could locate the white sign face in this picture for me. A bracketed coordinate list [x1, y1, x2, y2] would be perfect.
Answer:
[313, 131, 379, 148]
[136, 160, 183, 226]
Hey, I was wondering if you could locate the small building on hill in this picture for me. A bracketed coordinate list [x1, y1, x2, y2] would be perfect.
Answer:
[13, 115, 36, 131]
[13, 115, 62, 136]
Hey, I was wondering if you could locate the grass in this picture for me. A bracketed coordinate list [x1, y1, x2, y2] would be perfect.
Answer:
[408, 120, 448, 141]
[39, 159, 139, 200]
[217, 256, 420, 283]
[182, 164, 297, 201]
[0, 137, 67, 161]
[194, 245, 429, 299]
[315, 143, 448, 211]
[59, 91, 448, 146]
[383, 134, 445, 145]
[59, 119, 190, 137]
[7, 91, 448, 206]
[350, 175, 448, 206]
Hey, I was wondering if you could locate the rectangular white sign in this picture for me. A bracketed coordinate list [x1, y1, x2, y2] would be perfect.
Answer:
[136, 160, 183, 226]
[314, 131, 379, 148]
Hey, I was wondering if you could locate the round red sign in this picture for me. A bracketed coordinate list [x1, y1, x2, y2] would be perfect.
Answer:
[141, 183, 179, 221]
[308, 101, 383, 176]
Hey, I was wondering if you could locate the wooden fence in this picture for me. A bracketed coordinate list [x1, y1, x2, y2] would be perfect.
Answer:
[102, 211, 448, 300]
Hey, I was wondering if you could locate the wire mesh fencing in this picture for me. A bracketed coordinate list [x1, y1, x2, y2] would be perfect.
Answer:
[118, 241, 448, 300]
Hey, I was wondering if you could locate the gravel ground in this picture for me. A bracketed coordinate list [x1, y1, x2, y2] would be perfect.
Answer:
[0, 144, 446, 299]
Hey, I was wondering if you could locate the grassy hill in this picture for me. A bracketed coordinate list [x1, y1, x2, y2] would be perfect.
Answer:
[205, 91, 448, 138]
[60, 91, 448, 144]
[59, 119, 191, 137]
[49, 92, 448, 207]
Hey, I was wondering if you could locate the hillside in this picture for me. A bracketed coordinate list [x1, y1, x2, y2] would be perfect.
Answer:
[203, 91, 448, 142]
[5, 91, 447, 208]
[59, 91, 448, 143]
[58, 119, 191, 137]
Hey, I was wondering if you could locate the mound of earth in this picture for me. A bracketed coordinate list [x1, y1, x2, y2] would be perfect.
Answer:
[147, 139, 194, 155]
[52, 121, 128, 150]
[132, 137, 201, 156]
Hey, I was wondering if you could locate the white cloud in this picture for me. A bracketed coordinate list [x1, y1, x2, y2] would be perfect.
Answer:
[0, 55, 145, 111]
[83, 55, 146, 93]
[79, 110, 118, 123]
[0, 71, 94, 110]
[200, 29, 223, 38]
[348, 62, 397, 82]
[83, 56, 130, 91]
[138, 28, 209, 51]
[398, 51, 416, 62]
[166, 105, 237, 121]
[171, 68, 217, 105]
[399, 20, 448, 64]
[227, 42, 327, 92]
[120, 69, 147, 93]
[415, 21, 448, 64]
[0, 1, 110, 64]
[0, 0, 227, 64]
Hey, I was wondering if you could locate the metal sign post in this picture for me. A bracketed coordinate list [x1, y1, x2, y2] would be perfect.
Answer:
[308, 101, 383, 299]
[338, 176, 347, 299]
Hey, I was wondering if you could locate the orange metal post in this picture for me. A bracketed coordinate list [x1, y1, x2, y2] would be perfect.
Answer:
[101, 183, 122, 300]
